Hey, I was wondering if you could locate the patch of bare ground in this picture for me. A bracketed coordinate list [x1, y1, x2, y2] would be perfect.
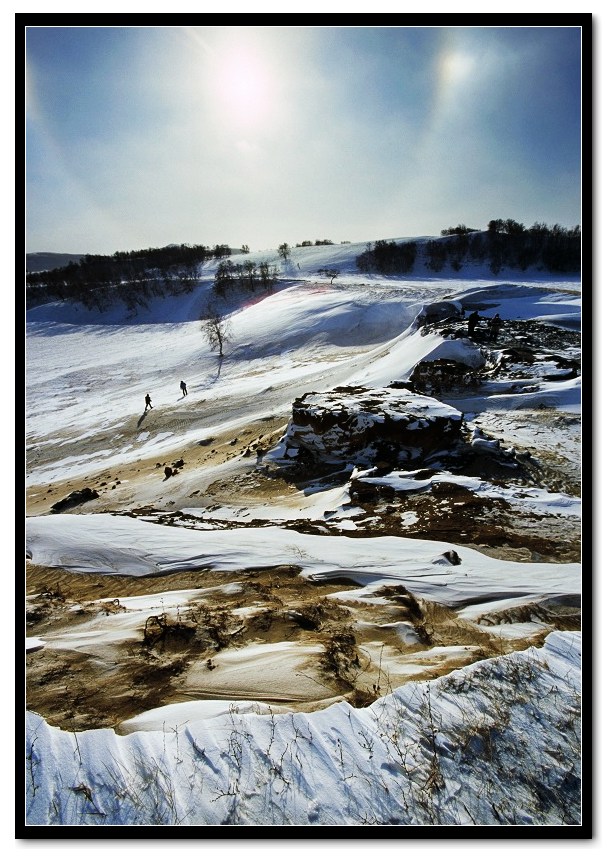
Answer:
[26, 561, 579, 732]
[345, 480, 580, 563]
[160, 458, 579, 562]
[26, 562, 239, 602]
[26, 414, 289, 516]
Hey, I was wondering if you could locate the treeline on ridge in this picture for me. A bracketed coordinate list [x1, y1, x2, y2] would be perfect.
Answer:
[356, 221, 580, 275]
[212, 259, 279, 296]
[26, 243, 233, 312]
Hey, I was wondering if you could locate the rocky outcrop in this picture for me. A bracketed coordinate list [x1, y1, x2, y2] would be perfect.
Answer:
[280, 385, 463, 472]
[408, 358, 484, 397]
[412, 300, 463, 328]
[50, 487, 99, 513]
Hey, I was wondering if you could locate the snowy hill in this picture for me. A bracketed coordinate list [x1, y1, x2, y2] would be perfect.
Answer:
[26, 251, 85, 272]
[25, 240, 582, 830]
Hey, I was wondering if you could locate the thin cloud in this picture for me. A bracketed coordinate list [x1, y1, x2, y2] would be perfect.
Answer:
[25, 25, 582, 254]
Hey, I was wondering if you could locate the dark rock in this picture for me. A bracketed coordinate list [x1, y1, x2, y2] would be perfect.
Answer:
[414, 300, 463, 327]
[51, 487, 99, 513]
[286, 609, 322, 630]
[502, 346, 536, 363]
[409, 358, 484, 397]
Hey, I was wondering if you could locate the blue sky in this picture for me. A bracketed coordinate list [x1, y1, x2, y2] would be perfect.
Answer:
[25, 24, 583, 255]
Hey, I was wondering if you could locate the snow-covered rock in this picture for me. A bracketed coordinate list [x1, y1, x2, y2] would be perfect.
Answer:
[280, 385, 463, 470]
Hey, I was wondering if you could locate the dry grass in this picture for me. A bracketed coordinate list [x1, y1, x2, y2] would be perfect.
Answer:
[26, 559, 579, 731]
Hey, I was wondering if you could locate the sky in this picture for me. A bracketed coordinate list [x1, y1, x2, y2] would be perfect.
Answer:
[24, 23, 583, 256]
[24, 247, 583, 830]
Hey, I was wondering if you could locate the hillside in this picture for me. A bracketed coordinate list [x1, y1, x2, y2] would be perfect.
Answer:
[26, 251, 85, 272]
[24, 239, 583, 830]
[25, 225, 580, 314]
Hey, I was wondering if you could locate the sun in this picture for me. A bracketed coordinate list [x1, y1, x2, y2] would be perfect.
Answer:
[183, 27, 283, 135]
[439, 50, 475, 87]
[216, 47, 272, 126]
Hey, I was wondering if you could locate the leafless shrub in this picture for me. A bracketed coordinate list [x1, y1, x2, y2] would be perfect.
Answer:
[320, 628, 359, 683]
[142, 613, 197, 649]
[191, 605, 245, 650]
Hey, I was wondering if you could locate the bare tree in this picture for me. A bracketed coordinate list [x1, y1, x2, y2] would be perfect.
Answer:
[201, 306, 231, 359]
[243, 260, 257, 291]
[318, 268, 340, 284]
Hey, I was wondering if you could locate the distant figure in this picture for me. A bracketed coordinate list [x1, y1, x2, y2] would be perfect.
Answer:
[467, 310, 480, 337]
[145, 393, 153, 411]
[180, 380, 188, 396]
[489, 313, 501, 340]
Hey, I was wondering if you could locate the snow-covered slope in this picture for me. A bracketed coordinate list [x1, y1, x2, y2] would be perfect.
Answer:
[25, 241, 583, 829]
[26, 631, 580, 827]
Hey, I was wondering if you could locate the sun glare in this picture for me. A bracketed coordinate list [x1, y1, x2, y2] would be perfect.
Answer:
[440, 50, 475, 87]
[216, 47, 272, 126]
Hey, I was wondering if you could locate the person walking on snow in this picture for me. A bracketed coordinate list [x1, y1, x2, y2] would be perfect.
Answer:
[180, 380, 187, 396]
[145, 393, 153, 411]
[489, 313, 501, 340]
[467, 310, 480, 337]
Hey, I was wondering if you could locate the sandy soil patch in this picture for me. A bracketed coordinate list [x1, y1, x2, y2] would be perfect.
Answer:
[26, 562, 579, 733]
[26, 413, 289, 516]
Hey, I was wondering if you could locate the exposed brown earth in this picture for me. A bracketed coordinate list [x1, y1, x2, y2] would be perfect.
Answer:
[25, 414, 289, 517]
[26, 561, 580, 733]
[26, 317, 581, 734]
